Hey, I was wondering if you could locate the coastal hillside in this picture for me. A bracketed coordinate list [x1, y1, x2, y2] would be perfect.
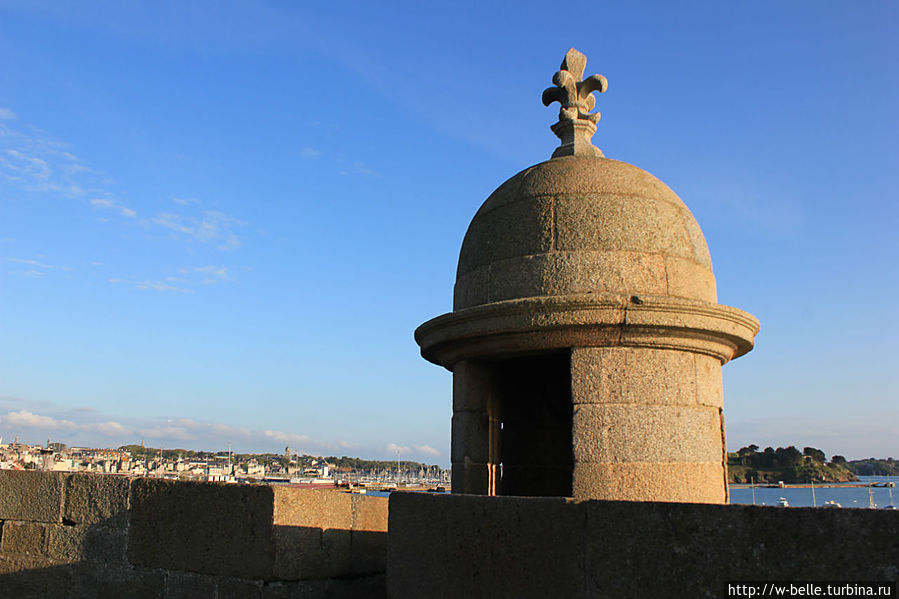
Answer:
[727, 445, 857, 484]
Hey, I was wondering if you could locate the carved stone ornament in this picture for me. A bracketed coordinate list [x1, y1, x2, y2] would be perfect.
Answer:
[542, 48, 608, 158]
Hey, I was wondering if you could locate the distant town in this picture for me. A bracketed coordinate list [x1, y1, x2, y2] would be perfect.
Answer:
[0, 437, 449, 491]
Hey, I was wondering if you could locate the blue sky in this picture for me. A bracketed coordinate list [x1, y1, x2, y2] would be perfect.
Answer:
[0, 1, 896, 463]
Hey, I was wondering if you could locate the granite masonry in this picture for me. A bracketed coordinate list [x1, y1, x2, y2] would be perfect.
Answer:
[0, 49, 894, 599]
[415, 48, 759, 502]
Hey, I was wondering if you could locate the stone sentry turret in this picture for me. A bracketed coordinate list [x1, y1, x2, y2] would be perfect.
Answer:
[415, 49, 759, 503]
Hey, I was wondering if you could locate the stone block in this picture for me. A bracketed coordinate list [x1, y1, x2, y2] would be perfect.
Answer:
[273, 524, 351, 580]
[572, 461, 726, 503]
[350, 495, 388, 574]
[584, 501, 899, 597]
[457, 196, 553, 275]
[572, 403, 722, 463]
[485, 250, 668, 303]
[271, 488, 358, 580]
[262, 575, 386, 599]
[452, 359, 492, 412]
[451, 410, 490, 463]
[0, 470, 65, 523]
[272, 487, 352, 529]
[516, 156, 682, 207]
[695, 353, 724, 407]
[554, 193, 694, 259]
[46, 523, 128, 565]
[0, 521, 47, 556]
[453, 265, 488, 309]
[388, 492, 586, 598]
[681, 204, 714, 267]
[64, 473, 131, 527]
[0, 556, 75, 598]
[664, 255, 716, 302]
[164, 570, 218, 598]
[351, 494, 388, 532]
[216, 577, 264, 599]
[450, 461, 490, 495]
[572, 347, 698, 406]
[128, 478, 276, 580]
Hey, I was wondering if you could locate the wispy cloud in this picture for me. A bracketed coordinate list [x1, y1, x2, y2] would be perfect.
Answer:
[149, 210, 243, 250]
[300, 147, 321, 159]
[178, 265, 230, 284]
[1, 255, 72, 278]
[386, 443, 411, 455]
[415, 445, 440, 456]
[339, 161, 379, 177]
[90, 198, 137, 218]
[1, 410, 77, 431]
[0, 107, 16, 120]
[264, 430, 310, 444]
[109, 278, 194, 293]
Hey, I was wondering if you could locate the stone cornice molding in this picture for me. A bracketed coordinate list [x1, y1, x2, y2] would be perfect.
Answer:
[415, 293, 759, 369]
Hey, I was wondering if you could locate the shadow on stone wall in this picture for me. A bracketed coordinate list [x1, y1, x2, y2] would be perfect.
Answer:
[0, 471, 388, 598]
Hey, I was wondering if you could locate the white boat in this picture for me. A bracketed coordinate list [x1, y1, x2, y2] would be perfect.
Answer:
[777, 497, 789, 507]
[821, 500, 842, 508]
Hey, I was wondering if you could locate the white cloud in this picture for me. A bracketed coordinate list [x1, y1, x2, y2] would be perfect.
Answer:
[0, 107, 16, 120]
[171, 197, 197, 206]
[137, 425, 197, 442]
[415, 445, 440, 456]
[300, 147, 321, 159]
[178, 265, 230, 283]
[82, 421, 130, 436]
[109, 278, 193, 293]
[264, 430, 310, 444]
[386, 443, 410, 455]
[1, 410, 77, 430]
[150, 210, 243, 250]
[339, 161, 379, 177]
[24, 270, 44, 278]
[90, 198, 136, 218]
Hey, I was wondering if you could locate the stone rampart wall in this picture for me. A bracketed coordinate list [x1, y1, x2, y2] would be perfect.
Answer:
[388, 492, 898, 598]
[0, 470, 387, 598]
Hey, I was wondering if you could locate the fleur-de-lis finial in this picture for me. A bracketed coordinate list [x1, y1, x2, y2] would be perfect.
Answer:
[542, 48, 608, 158]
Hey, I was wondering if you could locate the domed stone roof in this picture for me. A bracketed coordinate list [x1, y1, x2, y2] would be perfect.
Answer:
[454, 155, 716, 310]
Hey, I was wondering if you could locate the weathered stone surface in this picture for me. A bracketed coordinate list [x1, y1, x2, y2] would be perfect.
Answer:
[584, 501, 899, 597]
[129, 478, 275, 579]
[695, 353, 724, 407]
[0, 556, 165, 599]
[450, 460, 490, 495]
[164, 570, 218, 598]
[450, 410, 490, 463]
[64, 472, 130, 527]
[389, 493, 898, 598]
[271, 488, 357, 580]
[216, 577, 264, 599]
[0, 471, 64, 523]
[272, 487, 352, 529]
[350, 495, 389, 574]
[388, 492, 586, 598]
[555, 193, 694, 258]
[572, 461, 726, 503]
[0, 521, 47, 556]
[262, 574, 386, 599]
[451, 359, 492, 412]
[457, 196, 553, 275]
[514, 157, 682, 207]
[46, 523, 128, 565]
[572, 346, 698, 406]
[417, 293, 757, 369]
[665, 255, 717, 302]
[572, 403, 723, 463]
[483, 250, 669, 305]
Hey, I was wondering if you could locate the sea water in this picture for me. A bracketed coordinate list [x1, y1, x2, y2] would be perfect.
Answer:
[729, 475, 899, 508]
